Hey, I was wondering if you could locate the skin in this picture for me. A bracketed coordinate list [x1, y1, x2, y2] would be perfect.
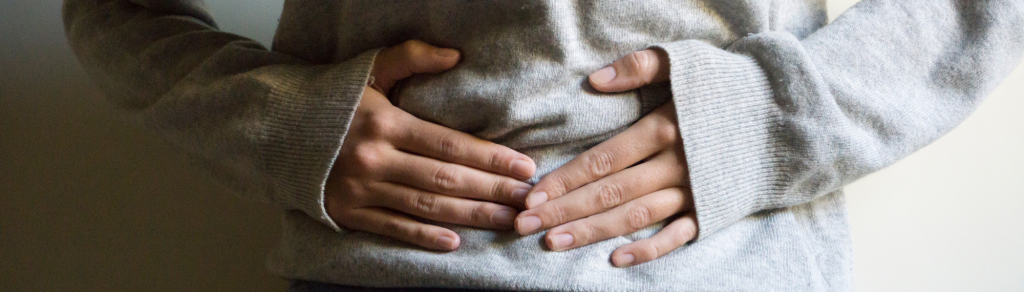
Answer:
[327, 40, 696, 267]
[515, 49, 700, 268]
[324, 40, 537, 251]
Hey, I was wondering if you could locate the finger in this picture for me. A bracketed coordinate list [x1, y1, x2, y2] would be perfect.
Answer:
[372, 40, 462, 94]
[611, 212, 698, 267]
[394, 116, 536, 180]
[588, 49, 670, 93]
[515, 151, 685, 235]
[383, 149, 533, 207]
[524, 104, 679, 209]
[369, 182, 519, 230]
[336, 207, 461, 251]
[542, 187, 690, 252]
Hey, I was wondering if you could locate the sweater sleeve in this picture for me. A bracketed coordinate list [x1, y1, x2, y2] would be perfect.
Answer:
[63, 0, 378, 231]
[656, 0, 1024, 238]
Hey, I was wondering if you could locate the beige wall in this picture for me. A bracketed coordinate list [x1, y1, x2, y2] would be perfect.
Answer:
[1, 1, 1021, 291]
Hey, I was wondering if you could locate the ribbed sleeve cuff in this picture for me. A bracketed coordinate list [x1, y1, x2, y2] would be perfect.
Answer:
[655, 40, 788, 239]
[261, 49, 379, 231]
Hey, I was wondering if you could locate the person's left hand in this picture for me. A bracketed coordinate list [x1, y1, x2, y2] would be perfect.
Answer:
[514, 49, 699, 267]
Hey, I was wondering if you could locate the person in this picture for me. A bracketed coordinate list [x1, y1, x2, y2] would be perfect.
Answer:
[63, 0, 1023, 291]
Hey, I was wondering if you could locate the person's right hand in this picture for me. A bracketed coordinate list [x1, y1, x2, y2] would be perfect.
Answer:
[324, 40, 537, 251]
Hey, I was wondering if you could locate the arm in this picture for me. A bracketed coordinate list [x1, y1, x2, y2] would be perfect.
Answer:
[663, 0, 1024, 237]
[64, 0, 374, 229]
[63, 1, 537, 251]
[515, 0, 1024, 266]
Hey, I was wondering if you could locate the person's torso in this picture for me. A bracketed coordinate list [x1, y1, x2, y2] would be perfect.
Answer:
[267, 2, 851, 291]
[272, 0, 827, 178]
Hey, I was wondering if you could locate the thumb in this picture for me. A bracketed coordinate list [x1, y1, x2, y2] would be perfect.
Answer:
[589, 49, 669, 93]
[371, 40, 461, 94]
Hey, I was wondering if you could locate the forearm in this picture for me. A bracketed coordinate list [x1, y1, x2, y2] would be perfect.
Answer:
[64, 0, 376, 229]
[661, 0, 1024, 237]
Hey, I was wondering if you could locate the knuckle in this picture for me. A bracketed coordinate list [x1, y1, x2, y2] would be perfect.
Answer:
[628, 51, 651, 74]
[411, 42, 435, 59]
[544, 204, 570, 225]
[411, 193, 439, 215]
[335, 179, 370, 205]
[364, 110, 400, 138]
[576, 222, 599, 243]
[380, 218, 405, 236]
[352, 144, 384, 172]
[626, 205, 654, 230]
[470, 204, 489, 225]
[437, 132, 467, 159]
[675, 224, 697, 245]
[653, 120, 679, 146]
[489, 179, 509, 201]
[630, 51, 655, 73]
[626, 50, 643, 72]
[582, 151, 616, 178]
[431, 165, 461, 192]
[636, 242, 661, 261]
[413, 226, 431, 243]
[596, 183, 625, 209]
[487, 148, 508, 172]
[400, 40, 426, 53]
[625, 50, 659, 86]
[547, 175, 573, 197]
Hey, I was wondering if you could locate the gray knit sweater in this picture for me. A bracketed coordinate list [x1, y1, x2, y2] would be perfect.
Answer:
[63, 0, 1024, 291]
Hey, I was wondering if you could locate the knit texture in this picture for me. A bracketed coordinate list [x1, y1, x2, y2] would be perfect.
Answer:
[64, 0, 1024, 291]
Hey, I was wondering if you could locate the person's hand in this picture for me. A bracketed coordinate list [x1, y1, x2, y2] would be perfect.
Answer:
[514, 49, 698, 267]
[325, 40, 537, 251]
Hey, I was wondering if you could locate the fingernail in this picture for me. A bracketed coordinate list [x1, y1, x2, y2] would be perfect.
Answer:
[435, 236, 458, 250]
[525, 192, 548, 209]
[511, 188, 530, 203]
[435, 48, 459, 58]
[509, 159, 535, 178]
[590, 66, 617, 84]
[516, 216, 542, 234]
[491, 209, 516, 227]
[614, 253, 636, 267]
[548, 233, 575, 250]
